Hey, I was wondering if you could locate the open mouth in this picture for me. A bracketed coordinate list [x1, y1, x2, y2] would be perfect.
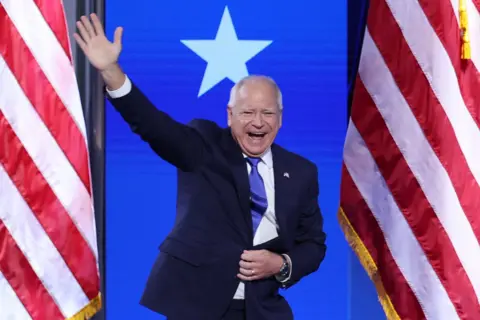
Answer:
[248, 132, 267, 139]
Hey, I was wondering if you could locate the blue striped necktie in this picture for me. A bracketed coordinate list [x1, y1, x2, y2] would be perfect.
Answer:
[246, 157, 268, 235]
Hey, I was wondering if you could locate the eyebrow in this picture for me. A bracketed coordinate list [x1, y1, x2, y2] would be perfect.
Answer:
[239, 106, 277, 111]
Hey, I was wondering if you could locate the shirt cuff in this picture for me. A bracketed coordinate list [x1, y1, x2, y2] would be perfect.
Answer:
[276, 254, 292, 284]
[106, 75, 132, 98]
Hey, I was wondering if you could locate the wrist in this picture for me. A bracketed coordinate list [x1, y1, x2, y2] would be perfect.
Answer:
[100, 63, 125, 90]
[276, 254, 289, 277]
[274, 254, 284, 273]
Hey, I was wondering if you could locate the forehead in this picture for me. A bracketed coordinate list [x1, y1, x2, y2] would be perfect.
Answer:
[235, 80, 278, 107]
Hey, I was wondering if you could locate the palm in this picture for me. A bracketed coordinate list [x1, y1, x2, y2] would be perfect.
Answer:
[83, 36, 120, 70]
[74, 14, 123, 71]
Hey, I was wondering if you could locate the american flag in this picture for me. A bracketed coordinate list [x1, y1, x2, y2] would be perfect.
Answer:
[0, 0, 101, 319]
[340, 0, 480, 319]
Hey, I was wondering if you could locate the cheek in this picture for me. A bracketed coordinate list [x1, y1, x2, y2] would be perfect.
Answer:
[237, 121, 250, 132]
[232, 122, 247, 136]
[266, 119, 280, 131]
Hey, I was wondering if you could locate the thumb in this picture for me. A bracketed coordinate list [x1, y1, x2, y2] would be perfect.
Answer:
[113, 27, 123, 46]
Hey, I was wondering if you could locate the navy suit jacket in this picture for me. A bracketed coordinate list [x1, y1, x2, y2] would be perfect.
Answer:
[108, 82, 327, 320]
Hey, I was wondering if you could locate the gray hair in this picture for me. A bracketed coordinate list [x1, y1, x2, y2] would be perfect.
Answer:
[227, 75, 283, 110]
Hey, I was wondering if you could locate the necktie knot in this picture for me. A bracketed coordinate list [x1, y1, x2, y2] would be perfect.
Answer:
[246, 157, 261, 168]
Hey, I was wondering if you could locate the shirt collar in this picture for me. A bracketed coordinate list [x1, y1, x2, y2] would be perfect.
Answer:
[243, 148, 273, 169]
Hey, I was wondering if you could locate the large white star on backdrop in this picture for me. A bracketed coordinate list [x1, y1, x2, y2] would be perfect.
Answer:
[181, 6, 273, 97]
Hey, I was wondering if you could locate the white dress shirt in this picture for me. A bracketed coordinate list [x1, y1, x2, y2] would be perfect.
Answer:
[106, 76, 292, 301]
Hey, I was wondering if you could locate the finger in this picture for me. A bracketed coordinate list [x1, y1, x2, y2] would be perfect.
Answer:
[76, 20, 91, 43]
[81, 15, 96, 37]
[241, 250, 262, 262]
[113, 27, 123, 46]
[73, 33, 87, 51]
[237, 273, 251, 281]
[239, 267, 253, 276]
[90, 13, 104, 35]
[241, 251, 254, 262]
[239, 260, 256, 269]
[237, 273, 261, 282]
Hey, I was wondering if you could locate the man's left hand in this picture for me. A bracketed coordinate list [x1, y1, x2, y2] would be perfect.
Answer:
[237, 250, 283, 281]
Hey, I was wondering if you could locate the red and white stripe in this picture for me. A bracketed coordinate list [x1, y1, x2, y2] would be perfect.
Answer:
[0, 0, 100, 319]
[341, 0, 480, 319]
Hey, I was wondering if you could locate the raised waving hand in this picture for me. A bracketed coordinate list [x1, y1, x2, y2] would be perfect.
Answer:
[73, 13, 123, 71]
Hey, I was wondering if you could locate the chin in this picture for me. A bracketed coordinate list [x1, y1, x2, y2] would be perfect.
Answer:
[244, 145, 269, 157]
[240, 136, 272, 157]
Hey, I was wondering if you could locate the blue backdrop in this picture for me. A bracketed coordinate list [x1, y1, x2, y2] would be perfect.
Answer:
[104, 1, 383, 319]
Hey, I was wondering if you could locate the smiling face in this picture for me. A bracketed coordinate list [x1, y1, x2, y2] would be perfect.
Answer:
[227, 76, 282, 157]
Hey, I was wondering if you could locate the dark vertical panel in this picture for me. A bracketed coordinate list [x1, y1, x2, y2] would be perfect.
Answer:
[347, 0, 369, 117]
[89, 0, 106, 318]
[74, 0, 106, 319]
[89, 3, 106, 316]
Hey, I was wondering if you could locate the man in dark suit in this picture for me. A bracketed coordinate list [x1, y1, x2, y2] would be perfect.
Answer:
[74, 14, 326, 320]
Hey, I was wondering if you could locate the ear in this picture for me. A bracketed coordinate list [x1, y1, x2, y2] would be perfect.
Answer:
[278, 111, 283, 128]
[227, 106, 233, 127]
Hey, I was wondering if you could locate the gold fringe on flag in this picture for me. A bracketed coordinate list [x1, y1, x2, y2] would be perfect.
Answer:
[337, 208, 401, 320]
[460, 0, 471, 59]
[67, 293, 102, 320]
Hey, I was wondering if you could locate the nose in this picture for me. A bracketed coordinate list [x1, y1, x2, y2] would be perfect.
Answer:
[252, 112, 263, 127]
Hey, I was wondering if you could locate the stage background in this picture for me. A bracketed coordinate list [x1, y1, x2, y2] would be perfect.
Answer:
[104, 0, 384, 318]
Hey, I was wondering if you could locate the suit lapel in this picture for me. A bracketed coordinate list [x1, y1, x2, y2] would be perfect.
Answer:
[220, 129, 253, 242]
[271, 144, 289, 239]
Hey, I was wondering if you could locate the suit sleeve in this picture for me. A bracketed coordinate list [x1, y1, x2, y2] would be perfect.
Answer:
[282, 164, 327, 289]
[107, 80, 211, 172]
